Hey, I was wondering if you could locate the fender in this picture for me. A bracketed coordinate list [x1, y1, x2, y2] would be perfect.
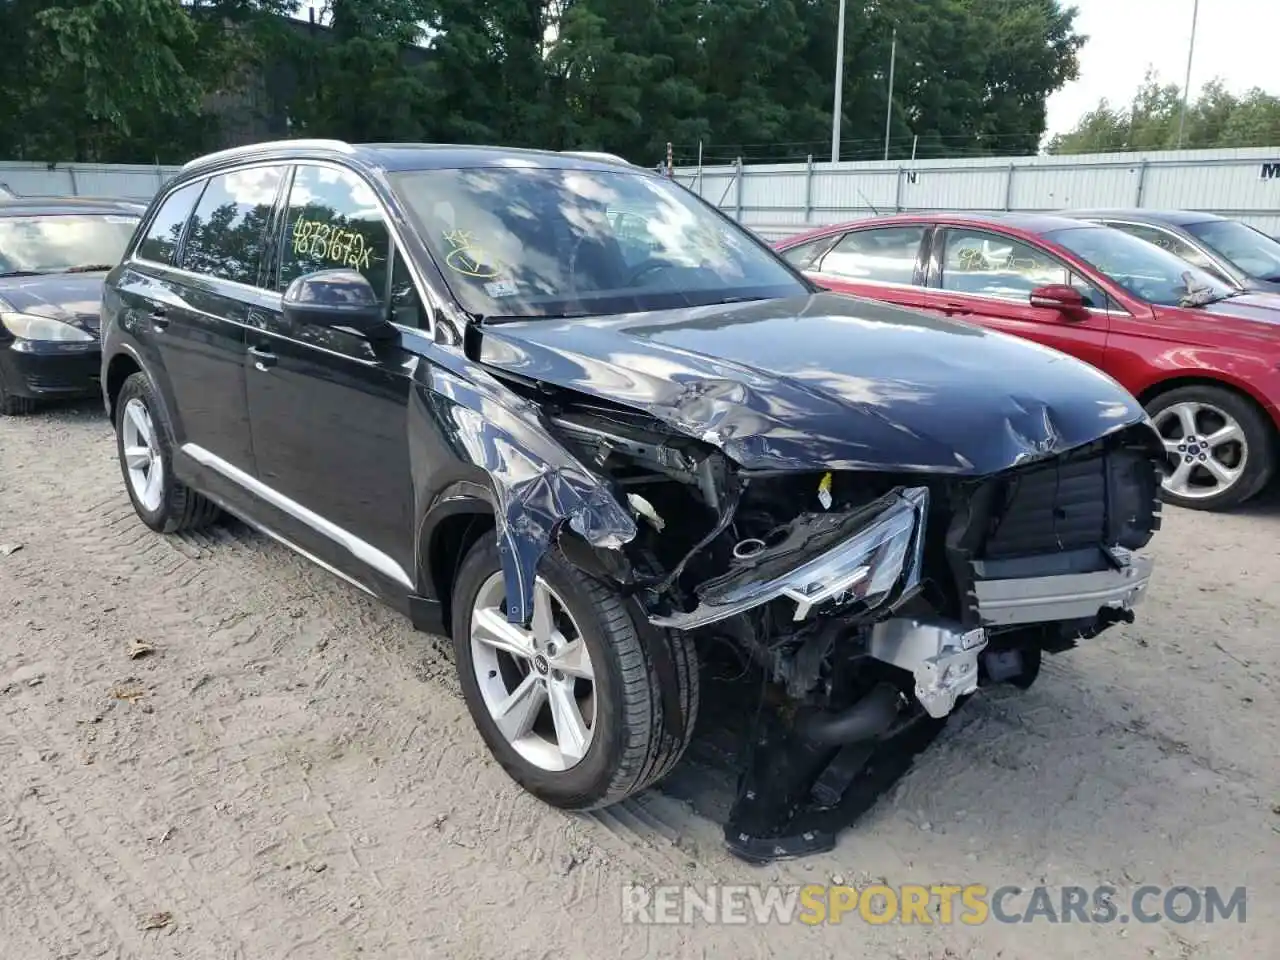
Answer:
[412, 352, 638, 628]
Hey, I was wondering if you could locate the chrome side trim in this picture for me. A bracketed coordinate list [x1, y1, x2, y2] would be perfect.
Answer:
[973, 553, 1154, 627]
[182, 443, 414, 591]
[252, 522, 377, 598]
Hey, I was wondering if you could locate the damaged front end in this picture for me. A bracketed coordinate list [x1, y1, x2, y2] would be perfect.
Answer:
[534, 394, 1162, 860]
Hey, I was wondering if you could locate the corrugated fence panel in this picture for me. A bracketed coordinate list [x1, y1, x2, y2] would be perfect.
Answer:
[678, 147, 1280, 236]
[1009, 162, 1141, 210]
[812, 169, 899, 213]
[1141, 158, 1279, 215]
[0, 162, 181, 200]
[896, 166, 1006, 211]
[741, 167, 809, 212]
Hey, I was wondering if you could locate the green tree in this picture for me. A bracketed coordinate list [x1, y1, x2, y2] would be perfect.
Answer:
[1047, 72, 1280, 154]
[0, 0, 205, 162]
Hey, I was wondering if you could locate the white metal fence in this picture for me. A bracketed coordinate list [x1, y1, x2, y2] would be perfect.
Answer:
[0, 161, 181, 202]
[6, 148, 1280, 242]
[675, 147, 1280, 240]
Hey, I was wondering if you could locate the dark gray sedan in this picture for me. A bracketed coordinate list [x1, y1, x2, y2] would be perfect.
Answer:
[1067, 209, 1280, 294]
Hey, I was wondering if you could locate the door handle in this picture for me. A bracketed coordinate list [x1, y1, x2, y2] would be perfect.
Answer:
[248, 346, 277, 371]
[942, 302, 973, 316]
[148, 307, 170, 329]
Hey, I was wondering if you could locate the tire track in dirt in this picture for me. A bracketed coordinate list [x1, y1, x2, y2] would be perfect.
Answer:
[4, 403, 1278, 959]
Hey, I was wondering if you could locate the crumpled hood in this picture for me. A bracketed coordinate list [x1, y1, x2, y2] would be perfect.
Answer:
[0, 272, 106, 335]
[474, 293, 1148, 476]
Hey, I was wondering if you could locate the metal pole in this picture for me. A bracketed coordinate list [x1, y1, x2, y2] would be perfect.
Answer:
[910, 134, 918, 162]
[831, 0, 847, 164]
[1176, 0, 1199, 148]
[696, 140, 703, 194]
[884, 27, 897, 161]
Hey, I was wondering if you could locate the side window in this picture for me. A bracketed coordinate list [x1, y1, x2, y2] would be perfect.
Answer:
[180, 166, 284, 286]
[781, 236, 838, 270]
[941, 229, 1069, 300]
[135, 181, 203, 265]
[1068, 272, 1106, 309]
[816, 226, 925, 285]
[279, 165, 391, 300]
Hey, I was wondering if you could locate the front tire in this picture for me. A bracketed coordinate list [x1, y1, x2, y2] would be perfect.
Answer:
[1146, 385, 1274, 511]
[450, 537, 699, 810]
[114, 372, 220, 533]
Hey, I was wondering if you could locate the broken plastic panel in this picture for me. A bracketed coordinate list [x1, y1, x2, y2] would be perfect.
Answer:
[650, 486, 930, 631]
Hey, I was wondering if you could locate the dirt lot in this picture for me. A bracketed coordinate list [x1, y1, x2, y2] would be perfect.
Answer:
[1, 402, 1277, 960]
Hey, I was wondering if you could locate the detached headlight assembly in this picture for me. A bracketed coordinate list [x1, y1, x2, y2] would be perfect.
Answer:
[650, 486, 930, 631]
[1, 311, 95, 343]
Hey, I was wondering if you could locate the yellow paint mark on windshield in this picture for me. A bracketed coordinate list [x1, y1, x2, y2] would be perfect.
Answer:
[442, 229, 500, 279]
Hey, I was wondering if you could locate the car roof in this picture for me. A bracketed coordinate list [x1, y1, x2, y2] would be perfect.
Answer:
[0, 196, 145, 217]
[1065, 208, 1226, 227]
[782, 211, 1103, 244]
[177, 139, 651, 180]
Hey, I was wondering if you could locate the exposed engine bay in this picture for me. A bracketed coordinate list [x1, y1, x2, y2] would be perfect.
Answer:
[537, 390, 1164, 861]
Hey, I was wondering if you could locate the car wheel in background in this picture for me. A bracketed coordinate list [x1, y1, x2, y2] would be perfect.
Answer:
[0, 370, 36, 415]
[1147, 384, 1274, 511]
[114, 372, 220, 533]
[450, 537, 699, 810]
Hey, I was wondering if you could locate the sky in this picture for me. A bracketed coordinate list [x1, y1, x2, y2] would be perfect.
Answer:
[1045, 0, 1280, 137]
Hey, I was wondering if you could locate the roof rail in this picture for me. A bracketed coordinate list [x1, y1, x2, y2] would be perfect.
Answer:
[561, 150, 631, 166]
[179, 138, 355, 173]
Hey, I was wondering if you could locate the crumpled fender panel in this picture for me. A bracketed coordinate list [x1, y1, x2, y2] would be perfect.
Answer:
[420, 358, 636, 625]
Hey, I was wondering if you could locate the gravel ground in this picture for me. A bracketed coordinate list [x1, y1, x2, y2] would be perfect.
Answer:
[1, 401, 1277, 960]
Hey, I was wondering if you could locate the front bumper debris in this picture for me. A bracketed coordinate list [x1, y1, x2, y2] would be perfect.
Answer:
[972, 549, 1154, 627]
[868, 618, 988, 719]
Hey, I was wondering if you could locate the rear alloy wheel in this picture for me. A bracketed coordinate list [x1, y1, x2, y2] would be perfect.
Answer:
[114, 372, 221, 533]
[1147, 385, 1274, 511]
[450, 537, 698, 810]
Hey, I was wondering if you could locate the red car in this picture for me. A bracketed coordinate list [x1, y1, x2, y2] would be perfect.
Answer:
[775, 213, 1280, 511]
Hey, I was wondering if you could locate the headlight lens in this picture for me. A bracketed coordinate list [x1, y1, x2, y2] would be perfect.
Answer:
[651, 486, 930, 630]
[0, 311, 95, 342]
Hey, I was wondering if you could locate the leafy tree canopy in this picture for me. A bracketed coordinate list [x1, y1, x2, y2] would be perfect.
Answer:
[0, 0, 1098, 166]
[1047, 70, 1280, 154]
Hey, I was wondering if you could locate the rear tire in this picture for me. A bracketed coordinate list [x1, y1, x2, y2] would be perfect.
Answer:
[115, 372, 221, 533]
[450, 537, 699, 810]
[1146, 385, 1274, 512]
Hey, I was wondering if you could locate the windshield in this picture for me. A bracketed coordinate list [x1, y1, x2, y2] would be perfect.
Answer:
[1185, 219, 1280, 283]
[1044, 225, 1237, 307]
[0, 214, 138, 276]
[390, 167, 807, 318]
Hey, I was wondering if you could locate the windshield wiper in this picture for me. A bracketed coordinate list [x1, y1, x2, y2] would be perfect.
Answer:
[1176, 270, 1243, 307]
[0, 269, 50, 278]
[62, 264, 114, 273]
[1179, 288, 1246, 307]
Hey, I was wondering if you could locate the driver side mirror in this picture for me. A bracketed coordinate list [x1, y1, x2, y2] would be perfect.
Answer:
[282, 269, 395, 340]
[1029, 283, 1088, 317]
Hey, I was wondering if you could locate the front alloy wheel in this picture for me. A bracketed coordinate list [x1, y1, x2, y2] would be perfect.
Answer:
[1147, 385, 1274, 511]
[470, 572, 597, 771]
[450, 537, 699, 810]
